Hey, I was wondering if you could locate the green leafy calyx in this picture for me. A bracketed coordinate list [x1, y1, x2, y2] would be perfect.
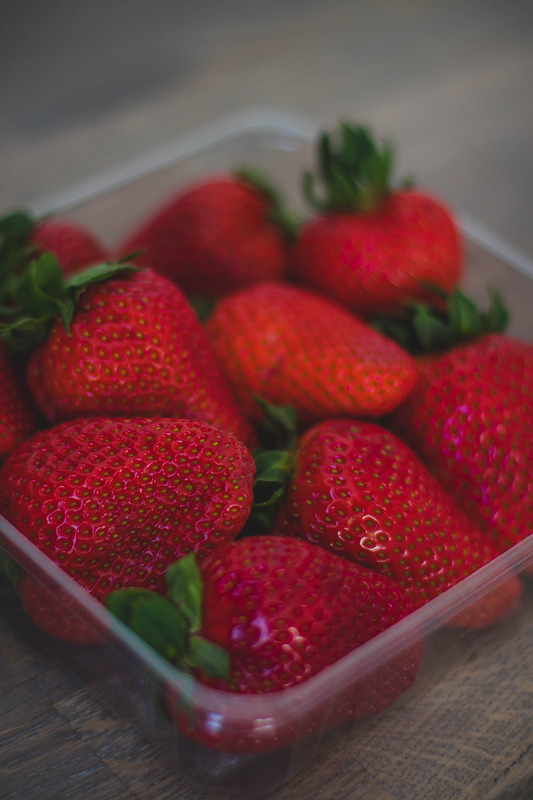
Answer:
[303, 122, 398, 213]
[105, 553, 229, 680]
[373, 286, 509, 354]
[240, 397, 298, 535]
[0, 254, 137, 351]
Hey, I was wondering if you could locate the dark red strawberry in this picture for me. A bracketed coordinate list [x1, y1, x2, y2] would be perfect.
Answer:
[115, 171, 292, 296]
[107, 536, 423, 753]
[388, 333, 533, 555]
[31, 219, 110, 276]
[18, 573, 105, 644]
[273, 418, 521, 626]
[0, 416, 255, 635]
[0, 341, 39, 461]
[10, 260, 254, 446]
[206, 281, 417, 426]
[291, 122, 461, 317]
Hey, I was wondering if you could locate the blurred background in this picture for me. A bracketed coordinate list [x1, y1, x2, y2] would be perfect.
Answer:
[1, 0, 533, 252]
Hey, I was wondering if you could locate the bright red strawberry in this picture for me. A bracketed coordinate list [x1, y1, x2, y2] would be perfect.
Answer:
[388, 333, 533, 555]
[291, 122, 461, 317]
[108, 536, 423, 753]
[115, 172, 292, 296]
[20, 264, 254, 446]
[273, 418, 521, 626]
[31, 219, 110, 276]
[0, 341, 39, 461]
[0, 417, 255, 633]
[206, 281, 417, 426]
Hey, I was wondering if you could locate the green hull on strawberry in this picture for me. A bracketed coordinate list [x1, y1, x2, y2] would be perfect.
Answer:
[107, 536, 423, 754]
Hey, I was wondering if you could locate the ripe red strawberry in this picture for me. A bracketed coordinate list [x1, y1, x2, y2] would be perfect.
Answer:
[206, 281, 418, 426]
[115, 172, 292, 296]
[19, 263, 254, 446]
[273, 418, 521, 626]
[108, 536, 423, 753]
[291, 122, 461, 317]
[18, 573, 105, 644]
[0, 341, 39, 461]
[388, 333, 533, 555]
[0, 416, 255, 639]
[31, 219, 110, 276]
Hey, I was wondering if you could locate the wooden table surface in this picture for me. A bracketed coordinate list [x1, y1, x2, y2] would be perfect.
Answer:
[2, 2, 533, 798]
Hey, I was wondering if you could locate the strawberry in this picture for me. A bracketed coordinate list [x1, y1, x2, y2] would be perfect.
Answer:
[0, 341, 39, 461]
[291, 122, 461, 317]
[388, 333, 533, 555]
[18, 573, 105, 644]
[4, 256, 254, 446]
[273, 418, 521, 626]
[206, 281, 417, 426]
[31, 219, 110, 276]
[0, 416, 255, 640]
[115, 170, 293, 297]
[107, 536, 423, 753]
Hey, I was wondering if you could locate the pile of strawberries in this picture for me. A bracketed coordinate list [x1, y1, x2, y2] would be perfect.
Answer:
[0, 121, 531, 754]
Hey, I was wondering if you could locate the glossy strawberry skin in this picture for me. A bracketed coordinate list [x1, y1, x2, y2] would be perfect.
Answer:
[206, 282, 417, 426]
[291, 190, 461, 317]
[389, 334, 533, 554]
[31, 219, 109, 276]
[0, 417, 255, 606]
[164, 535, 422, 753]
[274, 418, 521, 625]
[0, 342, 39, 462]
[116, 176, 287, 295]
[26, 268, 255, 446]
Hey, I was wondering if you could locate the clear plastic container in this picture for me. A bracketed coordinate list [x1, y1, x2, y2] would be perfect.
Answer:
[1, 109, 533, 799]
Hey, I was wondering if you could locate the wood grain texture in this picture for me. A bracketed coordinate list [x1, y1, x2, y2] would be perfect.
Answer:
[1, 2, 533, 798]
